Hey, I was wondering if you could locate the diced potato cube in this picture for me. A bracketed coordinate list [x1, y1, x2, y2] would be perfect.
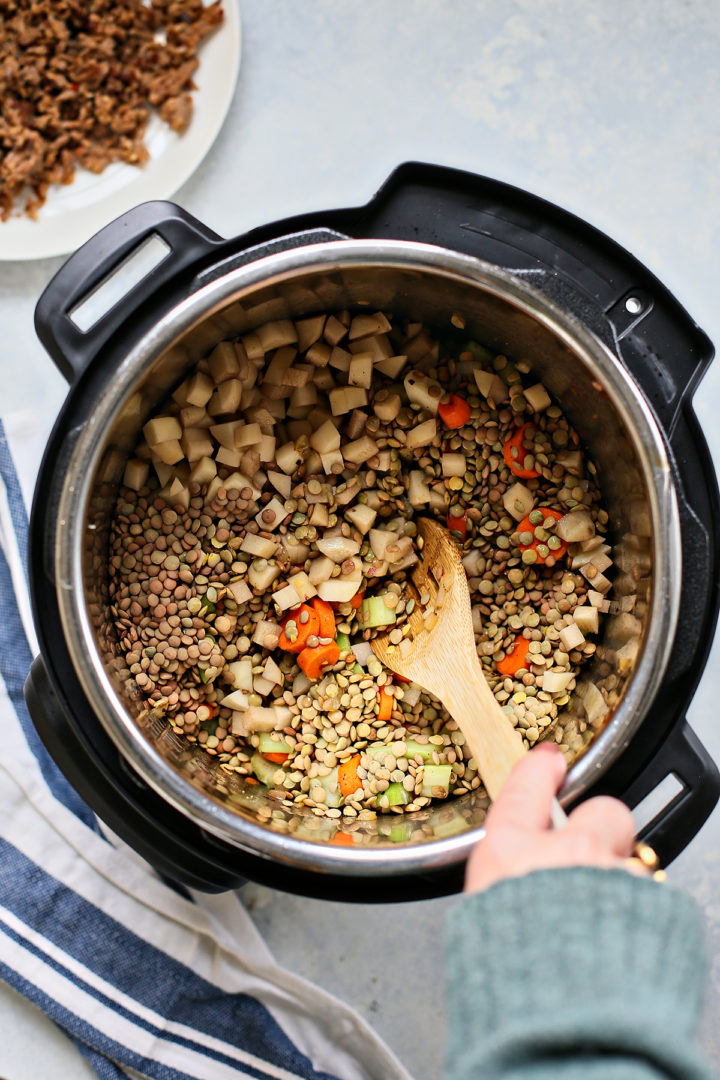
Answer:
[263, 656, 284, 685]
[308, 555, 335, 586]
[348, 353, 373, 389]
[181, 427, 214, 462]
[255, 497, 290, 531]
[349, 311, 391, 339]
[559, 623, 586, 651]
[345, 504, 377, 534]
[241, 533, 279, 559]
[408, 470, 431, 506]
[143, 415, 181, 446]
[329, 346, 352, 371]
[473, 369, 509, 403]
[163, 478, 189, 510]
[503, 482, 534, 521]
[345, 409, 368, 440]
[227, 579, 253, 606]
[267, 470, 292, 498]
[269, 584, 302, 612]
[349, 333, 393, 362]
[524, 383, 552, 413]
[573, 606, 599, 634]
[256, 320, 298, 352]
[541, 670, 574, 694]
[296, 314, 326, 351]
[258, 434, 276, 462]
[373, 391, 402, 422]
[375, 354, 408, 378]
[180, 372, 214, 407]
[323, 315, 348, 346]
[123, 458, 149, 492]
[210, 420, 244, 450]
[321, 449, 345, 475]
[189, 456, 217, 485]
[264, 346, 297, 385]
[329, 386, 368, 416]
[216, 445, 243, 468]
[275, 441, 304, 475]
[288, 383, 319, 415]
[220, 690, 250, 712]
[153, 439, 184, 465]
[310, 418, 341, 454]
[404, 370, 443, 413]
[555, 509, 596, 543]
[208, 341, 242, 382]
[208, 378, 243, 417]
[283, 363, 314, 388]
[343, 436, 378, 464]
[442, 452, 466, 477]
[227, 658, 253, 692]
[236, 423, 262, 447]
[405, 418, 437, 450]
[289, 570, 317, 603]
[306, 342, 332, 367]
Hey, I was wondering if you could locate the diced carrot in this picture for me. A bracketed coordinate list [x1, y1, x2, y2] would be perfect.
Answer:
[264, 752, 289, 764]
[395, 674, 411, 685]
[349, 590, 365, 610]
[338, 754, 363, 797]
[438, 394, 471, 429]
[297, 641, 341, 680]
[245, 777, 258, 785]
[497, 634, 531, 676]
[447, 509, 468, 541]
[278, 604, 320, 653]
[310, 596, 336, 638]
[330, 830, 355, 846]
[377, 685, 394, 721]
[517, 508, 567, 565]
[503, 423, 540, 479]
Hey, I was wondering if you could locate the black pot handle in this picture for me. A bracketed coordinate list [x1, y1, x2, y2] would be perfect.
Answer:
[619, 720, 719, 867]
[35, 201, 225, 384]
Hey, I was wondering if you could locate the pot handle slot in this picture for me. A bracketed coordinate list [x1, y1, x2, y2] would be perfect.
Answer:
[34, 201, 224, 383]
[619, 721, 719, 867]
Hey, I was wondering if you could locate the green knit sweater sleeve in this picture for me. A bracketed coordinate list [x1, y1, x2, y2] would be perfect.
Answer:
[444, 868, 713, 1080]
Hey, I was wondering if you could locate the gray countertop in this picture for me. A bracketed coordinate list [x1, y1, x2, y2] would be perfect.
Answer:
[1, 2, 719, 1077]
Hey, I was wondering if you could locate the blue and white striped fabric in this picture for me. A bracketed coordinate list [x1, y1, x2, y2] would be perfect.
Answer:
[0, 410, 412, 1080]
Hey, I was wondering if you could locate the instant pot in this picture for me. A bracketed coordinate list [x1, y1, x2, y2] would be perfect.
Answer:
[25, 163, 720, 899]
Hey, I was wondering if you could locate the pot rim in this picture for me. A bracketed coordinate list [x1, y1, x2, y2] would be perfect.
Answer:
[54, 238, 681, 876]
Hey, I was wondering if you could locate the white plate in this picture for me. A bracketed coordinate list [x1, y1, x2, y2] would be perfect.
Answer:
[0, 1, 241, 262]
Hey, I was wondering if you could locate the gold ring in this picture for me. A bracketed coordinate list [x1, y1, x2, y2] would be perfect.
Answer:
[626, 841, 666, 882]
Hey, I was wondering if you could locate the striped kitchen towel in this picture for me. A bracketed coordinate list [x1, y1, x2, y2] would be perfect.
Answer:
[0, 409, 413, 1080]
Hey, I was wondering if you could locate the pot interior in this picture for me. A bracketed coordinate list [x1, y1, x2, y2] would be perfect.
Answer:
[66, 246, 676, 862]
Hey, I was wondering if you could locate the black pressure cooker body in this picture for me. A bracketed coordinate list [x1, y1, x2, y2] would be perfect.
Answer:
[25, 164, 720, 899]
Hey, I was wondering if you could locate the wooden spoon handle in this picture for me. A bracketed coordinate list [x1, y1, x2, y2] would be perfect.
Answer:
[444, 654, 526, 802]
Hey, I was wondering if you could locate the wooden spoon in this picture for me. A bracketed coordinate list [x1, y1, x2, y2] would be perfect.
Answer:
[371, 517, 527, 801]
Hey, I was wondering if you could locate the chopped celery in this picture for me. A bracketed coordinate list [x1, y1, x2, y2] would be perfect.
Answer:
[350, 663, 364, 675]
[432, 808, 467, 838]
[421, 764, 453, 798]
[251, 752, 283, 787]
[316, 767, 342, 808]
[386, 820, 413, 843]
[257, 733, 291, 756]
[335, 631, 352, 653]
[467, 341, 495, 365]
[360, 595, 397, 628]
[404, 739, 439, 763]
[377, 782, 411, 808]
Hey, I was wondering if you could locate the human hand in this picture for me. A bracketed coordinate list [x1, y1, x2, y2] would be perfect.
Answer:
[465, 742, 643, 894]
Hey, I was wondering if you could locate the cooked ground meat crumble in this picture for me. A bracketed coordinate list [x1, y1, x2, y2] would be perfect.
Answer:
[0, 0, 223, 220]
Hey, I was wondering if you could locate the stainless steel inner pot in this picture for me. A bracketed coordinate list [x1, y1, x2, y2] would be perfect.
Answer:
[54, 240, 681, 878]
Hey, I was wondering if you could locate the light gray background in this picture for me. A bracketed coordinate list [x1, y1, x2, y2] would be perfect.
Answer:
[1, 2, 719, 1077]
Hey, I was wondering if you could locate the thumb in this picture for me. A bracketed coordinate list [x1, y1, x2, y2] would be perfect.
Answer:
[485, 743, 566, 832]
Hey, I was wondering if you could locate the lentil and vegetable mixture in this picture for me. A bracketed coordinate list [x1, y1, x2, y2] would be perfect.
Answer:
[109, 310, 614, 820]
